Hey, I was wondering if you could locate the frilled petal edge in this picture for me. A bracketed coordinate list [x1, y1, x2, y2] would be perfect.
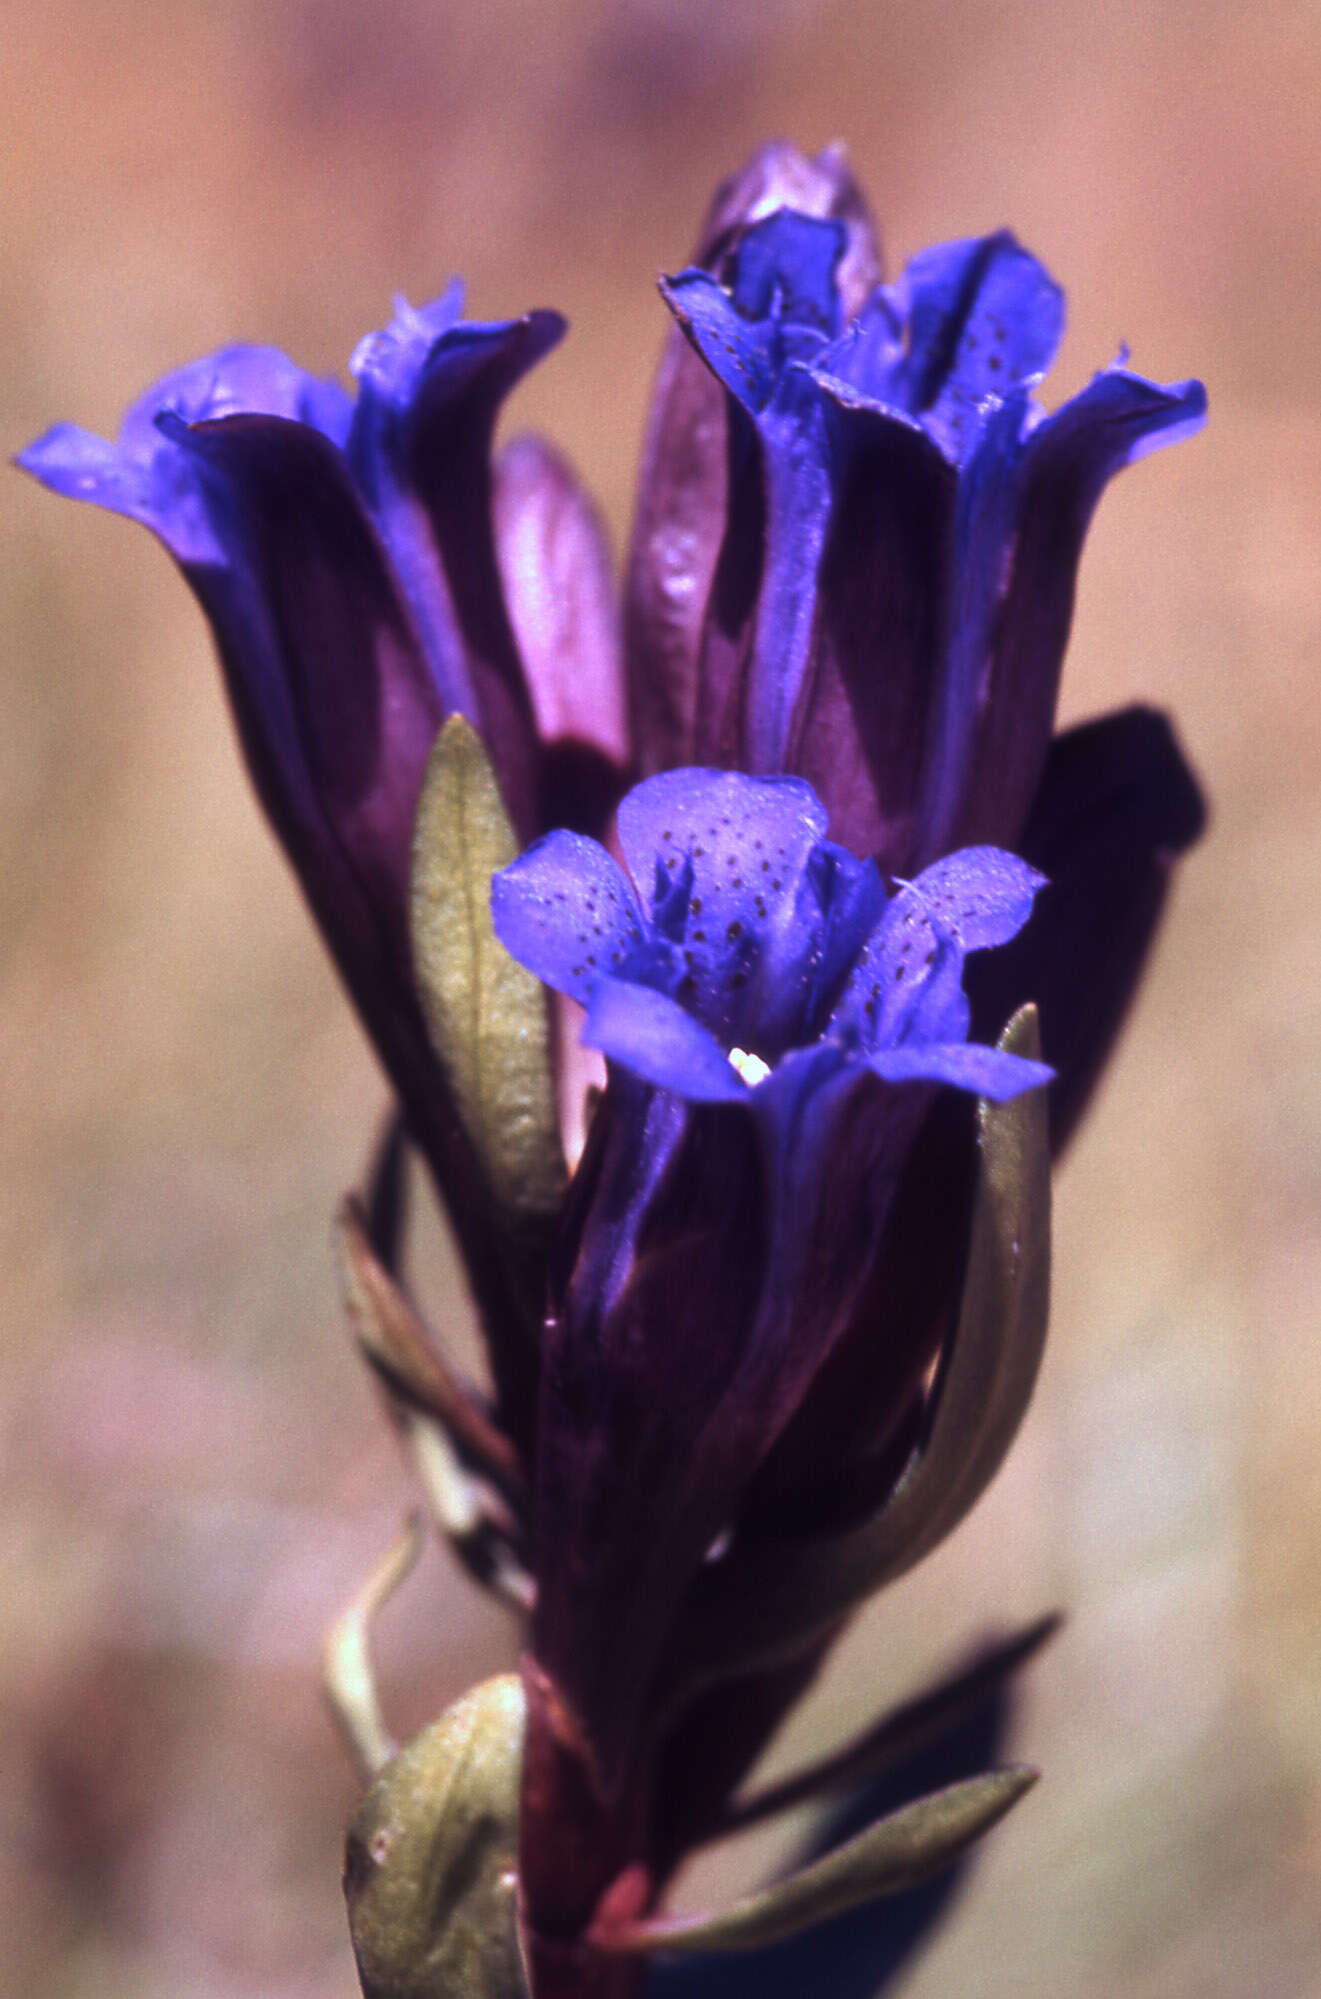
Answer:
[18, 345, 355, 563]
[1027, 362, 1208, 486]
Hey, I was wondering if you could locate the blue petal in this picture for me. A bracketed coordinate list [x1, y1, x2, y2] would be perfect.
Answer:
[887, 232, 1064, 461]
[659, 268, 782, 412]
[660, 213, 842, 418]
[869, 1041, 1053, 1100]
[925, 362, 1208, 856]
[739, 369, 836, 772]
[17, 345, 352, 562]
[347, 284, 468, 400]
[800, 841, 888, 1026]
[144, 409, 448, 937]
[810, 291, 906, 408]
[829, 888, 956, 1053]
[616, 769, 827, 1045]
[582, 979, 747, 1102]
[831, 849, 1044, 1053]
[905, 847, 1046, 949]
[17, 421, 193, 544]
[346, 292, 565, 806]
[661, 226, 854, 782]
[915, 387, 1034, 856]
[490, 831, 652, 1008]
[125, 344, 352, 442]
[727, 210, 847, 336]
[1026, 361, 1208, 483]
[895, 932, 972, 1047]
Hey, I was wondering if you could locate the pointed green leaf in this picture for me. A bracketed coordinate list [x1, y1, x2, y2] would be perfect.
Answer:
[345, 1673, 530, 1999]
[595, 1767, 1037, 1957]
[847, 1001, 1052, 1577]
[716, 1611, 1060, 1836]
[664, 1005, 1052, 1694]
[411, 716, 565, 1226]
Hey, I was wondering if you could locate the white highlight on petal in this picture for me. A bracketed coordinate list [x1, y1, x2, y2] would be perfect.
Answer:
[728, 1046, 771, 1086]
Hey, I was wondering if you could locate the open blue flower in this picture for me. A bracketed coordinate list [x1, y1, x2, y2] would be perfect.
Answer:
[492, 767, 1051, 1112]
[492, 770, 1048, 1807]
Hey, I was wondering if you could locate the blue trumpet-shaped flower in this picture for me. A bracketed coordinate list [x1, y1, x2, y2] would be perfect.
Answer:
[632, 163, 1207, 878]
[18, 287, 628, 1448]
[493, 767, 1050, 1111]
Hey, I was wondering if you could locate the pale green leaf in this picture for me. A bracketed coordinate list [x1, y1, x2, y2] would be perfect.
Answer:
[345, 1673, 529, 1999]
[717, 1611, 1060, 1836]
[664, 1005, 1052, 1694]
[596, 1767, 1037, 1957]
[410, 717, 565, 1226]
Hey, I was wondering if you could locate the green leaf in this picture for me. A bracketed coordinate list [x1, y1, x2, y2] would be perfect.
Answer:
[871, 1001, 1052, 1567]
[594, 1767, 1037, 1957]
[715, 1611, 1060, 1836]
[345, 1673, 530, 1999]
[663, 1005, 1052, 1694]
[410, 716, 565, 1227]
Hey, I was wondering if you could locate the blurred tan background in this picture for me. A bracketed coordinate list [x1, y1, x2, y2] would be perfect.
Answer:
[3, 2, 1320, 1994]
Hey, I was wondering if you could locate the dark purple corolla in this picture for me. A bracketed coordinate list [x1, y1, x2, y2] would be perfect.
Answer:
[629, 142, 1206, 1144]
[493, 762, 1047, 1746]
[495, 774, 1055, 1998]
[631, 153, 1206, 862]
[19, 287, 627, 1447]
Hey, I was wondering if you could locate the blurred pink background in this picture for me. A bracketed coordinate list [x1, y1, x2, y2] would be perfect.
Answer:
[4, 3, 1320, 1994]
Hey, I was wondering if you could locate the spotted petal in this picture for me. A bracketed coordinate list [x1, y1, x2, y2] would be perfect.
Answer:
[831, 851, 1044, 1054]
[616, 768, 828, 1046]
[883, 233, 1064, 461]
[903, 848, 1046, 949]
[490, 830, 652, 1008]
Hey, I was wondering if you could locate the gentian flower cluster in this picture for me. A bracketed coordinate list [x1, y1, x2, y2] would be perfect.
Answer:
[21, 143, 1206, 1999]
